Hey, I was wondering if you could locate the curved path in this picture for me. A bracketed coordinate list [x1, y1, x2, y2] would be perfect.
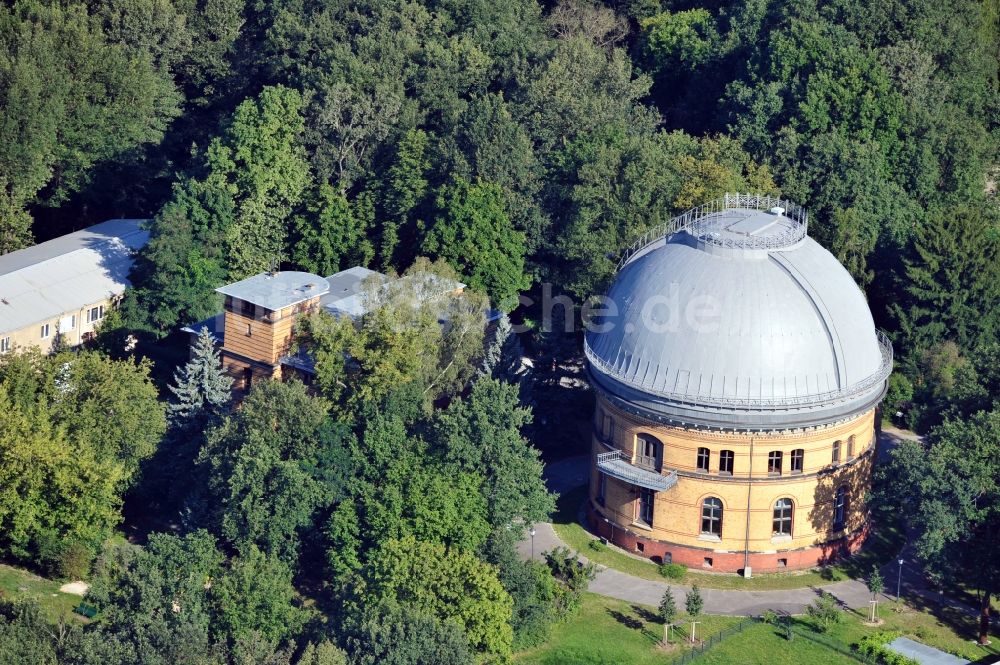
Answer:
[518, 427, 942, 616]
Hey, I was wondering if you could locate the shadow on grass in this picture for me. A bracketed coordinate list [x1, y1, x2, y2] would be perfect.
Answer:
[631, 604, 659, 624]
[605, 607, 661, 644]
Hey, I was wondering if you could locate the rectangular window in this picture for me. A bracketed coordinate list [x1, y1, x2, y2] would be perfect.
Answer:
[0, 337, 9, 353]
[602, 413, 613, 439]
[87, 306, 105, 323]
[637, 488, 654, 525]
[847, 436, 856, 459]
[245, 322, 252, 337]
[791, 449, 804, 474]
[697, 447, 710, 472]
[597, 473, 606, 506]
[767, 451, 783, 476]
[243, 367, 253, 391]
[239, 299, 255, 317]
[40, 323, 50, 339]
[832, 440, 842, 464]
[703, 557, 713, 569]
[59, 314, 76, 331]
[719, 450, 734, 476]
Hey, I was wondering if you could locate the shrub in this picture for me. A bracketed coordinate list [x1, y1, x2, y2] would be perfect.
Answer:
[806, 592, 841, 632]
[59, 541, 94, 580]
[659, 563, 685, 580]
[762, 610, 778, 625]
[587, 540, 607, 553]
[856, 630, 920, 665]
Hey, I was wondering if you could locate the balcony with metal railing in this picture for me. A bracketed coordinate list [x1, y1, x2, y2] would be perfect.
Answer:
[596, 450, 678, 492]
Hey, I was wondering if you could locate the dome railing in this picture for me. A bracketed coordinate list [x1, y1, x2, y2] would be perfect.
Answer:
[584, 330, 893, 410]
[616, 193, 809, 271]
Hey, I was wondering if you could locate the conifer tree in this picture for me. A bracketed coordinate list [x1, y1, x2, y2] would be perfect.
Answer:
[659, 587, 677, 644]
[894, 203, 1000, 354]
[169, 327, 233, 422]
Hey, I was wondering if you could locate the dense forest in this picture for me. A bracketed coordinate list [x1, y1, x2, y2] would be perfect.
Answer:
[1, 0, 1000, 662]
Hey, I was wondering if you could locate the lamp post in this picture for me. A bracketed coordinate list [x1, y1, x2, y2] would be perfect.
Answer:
[530, 526, 537, 561]
[896, 559, 904, 601]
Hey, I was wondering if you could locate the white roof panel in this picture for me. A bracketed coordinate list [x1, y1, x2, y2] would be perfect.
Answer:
[0, 220, 149, 335]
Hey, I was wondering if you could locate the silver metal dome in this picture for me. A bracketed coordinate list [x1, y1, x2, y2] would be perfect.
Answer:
[585, 194, 892, 430]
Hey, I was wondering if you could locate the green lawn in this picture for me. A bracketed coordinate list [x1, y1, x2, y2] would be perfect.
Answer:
[514, 593, 741, 665]
[690, 604, 1000, 664]
[0, 564, 84, 621]
[688, 622, 862, 665]
[827, 603, 1000, 663]
[551, 486, 903, 591]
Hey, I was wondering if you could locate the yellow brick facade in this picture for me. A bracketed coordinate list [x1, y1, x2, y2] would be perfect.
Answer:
[589, 393, 874, 569]
[0, 296, 117, 354]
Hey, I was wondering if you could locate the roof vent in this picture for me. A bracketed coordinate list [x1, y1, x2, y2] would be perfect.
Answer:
[769, 206, 785, 216]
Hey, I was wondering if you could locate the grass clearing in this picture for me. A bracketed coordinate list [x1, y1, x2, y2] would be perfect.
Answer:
[551, 485, 903, 591]
[829, 602, 1000, 662]
[0, 563, 84, 622]
[514, 593, 741, 664]
[687, 621, 861, 665]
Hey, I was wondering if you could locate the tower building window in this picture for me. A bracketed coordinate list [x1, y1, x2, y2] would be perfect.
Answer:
[832, 440, 842, 464]
[701, 497, 723, 536]
[833, 486, 848, 530]
[773, 498, 793, 536]
[719, 450, 734, 476]
[767, 451, 783, 476]
[635, 434, 663, 472]
[847, 435, 856, 459]
[791, 449, 804, 474]
[696, 447, 710, 472]
[637, 488, 654, 526]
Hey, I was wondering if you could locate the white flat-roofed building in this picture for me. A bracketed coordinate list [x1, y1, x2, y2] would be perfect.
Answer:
[0, 219, 149, 353]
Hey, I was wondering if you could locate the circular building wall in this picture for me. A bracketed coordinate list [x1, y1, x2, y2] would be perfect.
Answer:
[585, 195, 890, 573]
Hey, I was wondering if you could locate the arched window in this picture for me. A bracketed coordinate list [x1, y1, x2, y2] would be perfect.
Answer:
[635, 434, 663, 471]
[701, 498, 723, 536]
[832, 440, 842, 464]
[697, 447, 710, 472]
[773, 498, 793, 536]
[767, 450, 783, 476]
[719, 450, 734, 476]
[833, 486, 848, 530]
[847, 435, 856, 459]
[791, 449, 804, 474]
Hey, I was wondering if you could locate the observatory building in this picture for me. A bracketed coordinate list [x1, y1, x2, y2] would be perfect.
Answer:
[585, 194, 892, 574]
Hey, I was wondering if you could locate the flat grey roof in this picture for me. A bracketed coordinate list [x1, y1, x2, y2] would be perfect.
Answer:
[216, 271, 329, 311]
[0, 219, 149, 335]
[321, 266, 385, 319]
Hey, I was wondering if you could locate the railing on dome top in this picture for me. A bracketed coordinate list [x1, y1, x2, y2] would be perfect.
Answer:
[615, 193, 809, 271]
[584, 330, 894, 410]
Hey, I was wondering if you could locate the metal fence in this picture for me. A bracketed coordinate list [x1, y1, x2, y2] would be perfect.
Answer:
[669, 618, 878, 665]
[668, 617, 760, 665]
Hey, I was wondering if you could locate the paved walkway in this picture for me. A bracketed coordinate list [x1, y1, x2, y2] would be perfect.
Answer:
[518, 521, 873, 615]
[886, 637, 970, 665]
[518, 428, 944, 616]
